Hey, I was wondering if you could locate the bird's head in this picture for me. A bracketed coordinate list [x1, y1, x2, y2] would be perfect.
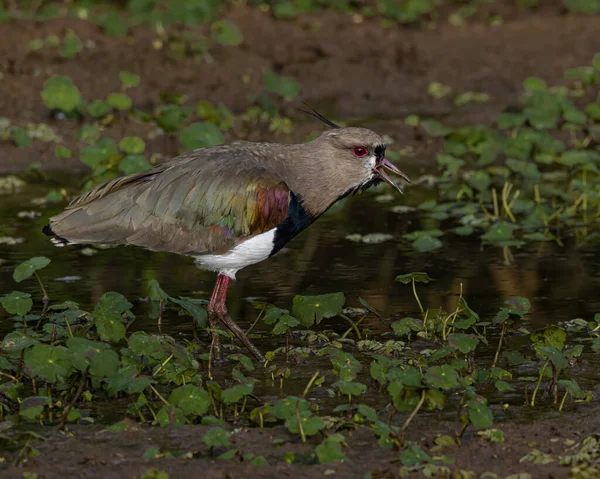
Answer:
[315, 127, 411, 195]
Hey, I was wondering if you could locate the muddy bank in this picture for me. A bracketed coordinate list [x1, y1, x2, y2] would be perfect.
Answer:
[1, 399, 598, 478]
[0, 6, 599, 173]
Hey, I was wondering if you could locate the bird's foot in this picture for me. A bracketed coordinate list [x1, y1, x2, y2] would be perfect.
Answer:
[214, 306, 265, 363]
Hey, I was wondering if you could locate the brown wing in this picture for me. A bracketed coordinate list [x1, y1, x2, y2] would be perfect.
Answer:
[48, 148, 291, 255]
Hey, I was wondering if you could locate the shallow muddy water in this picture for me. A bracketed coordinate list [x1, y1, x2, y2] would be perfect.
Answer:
[2, 180, 600, 336]
[2, 169, 599, 422]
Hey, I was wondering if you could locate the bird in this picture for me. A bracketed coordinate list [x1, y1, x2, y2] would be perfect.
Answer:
[43, 109, 410, 362]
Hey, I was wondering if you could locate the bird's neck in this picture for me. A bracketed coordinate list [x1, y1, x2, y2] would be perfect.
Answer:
[254, 141, 365, 217]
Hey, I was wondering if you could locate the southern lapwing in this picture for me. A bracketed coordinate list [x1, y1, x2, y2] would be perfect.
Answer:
[43, 113, 410, 362]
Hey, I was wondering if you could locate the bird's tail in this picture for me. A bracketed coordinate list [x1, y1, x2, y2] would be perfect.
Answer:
[42, 224, 77, 247]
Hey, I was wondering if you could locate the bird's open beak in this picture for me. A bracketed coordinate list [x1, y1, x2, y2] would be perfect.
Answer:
[373, 158, 411, 194]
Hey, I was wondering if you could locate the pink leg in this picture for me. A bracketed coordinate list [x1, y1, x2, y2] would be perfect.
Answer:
[207, 274, 265, 362]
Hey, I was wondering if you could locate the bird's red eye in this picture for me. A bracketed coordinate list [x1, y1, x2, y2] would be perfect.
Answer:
[353, 146, 368, 157]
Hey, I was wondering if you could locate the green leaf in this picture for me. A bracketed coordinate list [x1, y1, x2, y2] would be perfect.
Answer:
[316, 434, 347, 464]
[400, 442, 435, 466]
[273, 396, 309, 420]
[395, 272, 432, 284]
[13, 256, 50, 282]
[425, 365, 460, 390]
[119, 71, 140, 89]
[391, 317, 423, 337]
[222, 383, 254, 405]
[448, 333, 479, 354]
[478, 428, 505, 442]
[179, 122, 224, 151]
[119, 136, 145, 155]
[421, 120, 452, 137]
[285, 411, 325, 436]
[496, 112, 526, 129]
[92, 292, 132, 342]
[564, 0, 600, 13]
[332, 380, 367, 397]
[531, 327, 567, 350]
[469, 170, 491, 191]
[61, 30, 82, 58]
[291, 292, 345, 326]
[12, 127, 32, 148]
[41, 75, 82, 113]
[1, 291, 33, 316]
[87, 100, 112, 118]
[558, 379, 587, 398]
[24, 344, 73, 382]
[263, 69, 301, 100]
[387, 367, 423, 387]
[467, 400, 493, 429]
[495, 380, 515, 392]
[19, 396, 51, 422]
[104, 365, 151, 395]
[55, 145, 73, 159]
[262, 307, 287, 324]
[503, 297, 531, 316]
[358, 297, 380, 317]
[481, 222, 520, 242]
[156, 405, 186, 426]
[147, 280, 169, 301]
[202, 427, 231, 447]
[1, 330, 39, 353]
[107, 93, 132, 110]
[212, 20, 243, 46]
[412, 234, 443, 252]
[97, 12, 128, 37]
[169, 297, 208, 328]
[128, 332, 165, 360]
[168, 384, 210, 416]
[80, 138, 119, 169]
[523, 77, 547, 91]
[536, 345, 568, 370]
[156, 104, 191, 133]
[585, 103, 600, 121]
[272, 314, 299, 335]
[119, 155, 151, 175]
[67, 337, 119, 378]
[357, 404, 378, 422]
[228, 353, 255, 372]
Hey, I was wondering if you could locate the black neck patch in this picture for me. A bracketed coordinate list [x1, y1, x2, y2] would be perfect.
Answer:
[270, 192, 317, 256]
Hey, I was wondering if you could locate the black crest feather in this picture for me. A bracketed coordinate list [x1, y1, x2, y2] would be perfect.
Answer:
[297, 101, 340, 129]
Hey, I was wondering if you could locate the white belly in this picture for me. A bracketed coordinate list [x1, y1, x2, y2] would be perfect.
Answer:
[195, 228, 277, 279]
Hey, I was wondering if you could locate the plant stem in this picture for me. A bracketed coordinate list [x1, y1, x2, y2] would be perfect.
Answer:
[341, 314, 367, 339]
[246, 306, 265, 335]
[412, 279, 424, 315]
[400, 389, 426, 437]
[559, 390, 569, 411]
[0, 371, 18, 381]
[530, 359, 549, 407]
[152, 353, 174, 377]
[34, 272, 49, 302]
[337, 313, 361, 339]
[149, 384, 169, 407]
[491, 323, 507, 368]
[58, 372, 87, 429]
[295, 401, 306, 443]
[302, 371, 320, 399]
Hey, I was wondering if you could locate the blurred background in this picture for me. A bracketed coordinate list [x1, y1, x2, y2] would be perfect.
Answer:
[1, 0, 599, 335]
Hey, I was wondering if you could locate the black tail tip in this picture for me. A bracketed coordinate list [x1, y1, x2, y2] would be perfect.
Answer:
[42, 224, 55, 236]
